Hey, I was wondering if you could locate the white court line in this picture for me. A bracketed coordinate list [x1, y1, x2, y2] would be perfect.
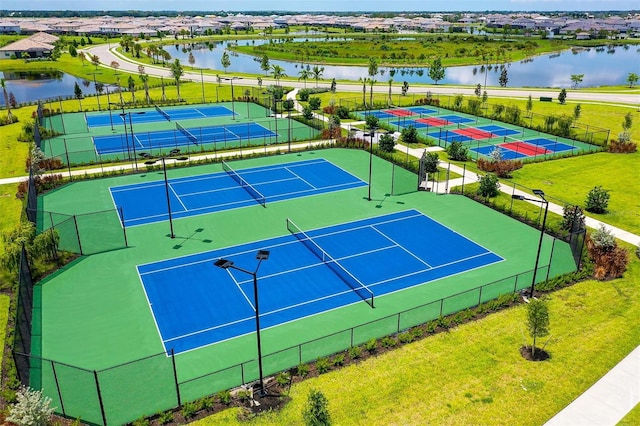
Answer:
[222, 269, 254, 311]
[369, 225, 432, 268]
[169, 183, 188, 211]
[137, 267, 168, 350]
[284, 166, 316, 189]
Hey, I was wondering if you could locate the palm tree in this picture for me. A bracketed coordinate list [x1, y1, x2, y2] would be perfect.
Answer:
[298, 68, 310, 88]
[1, 79, 14, 123]
[170, 59, 184, 102]
[139, 73, 150, 104]
[271, 64, 286, 86]
[128, 75, 136, 104]
[388, 78, 393, 106]
[311, 65, 324, 88]
[358, 76, 367, 109]
[368, 78, 377, 108]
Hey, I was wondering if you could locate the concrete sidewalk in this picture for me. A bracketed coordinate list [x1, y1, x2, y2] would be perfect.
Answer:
[545, 346, 640, 426]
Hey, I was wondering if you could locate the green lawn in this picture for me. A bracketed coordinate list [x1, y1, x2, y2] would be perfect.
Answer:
[195, 257, 640, 425]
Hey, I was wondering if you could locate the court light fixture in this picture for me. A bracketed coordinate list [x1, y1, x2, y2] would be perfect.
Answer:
[511, 190, 549, 298]
[362, 127, 377, 202]
[142, 149, 188, 239]
[215, 250, 270, 396]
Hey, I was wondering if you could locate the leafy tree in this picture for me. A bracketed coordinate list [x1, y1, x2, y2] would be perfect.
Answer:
[6, 386, 55, 426]
[73, 82, 83, 109]
[90, 54, 100, 69]
[68, 44, 77, 57]
[627, 72, 639, 88]
[260, 54, 270, 75]
[169, 59, 184, 102]
[570, 74, 584, 89]
[498, 68, 508, 87]
[482, 90, 488, 108]
[365, 114, 379, 132]
[585, 186, 610, 214]
[78, 51, 86, 66]
[573, 104, 582, 122]
[474, 83, 482, 97]
[220, 51, 231, 73]
[401, 80, 409, 96]
[477, 173, 500, 199]
[489, 146, 503, 162]
[452, 94, 464, 110]
[400, 126, 419, 144]
[423, 151, 440, 174]
[491, 104, 505, 119]
[302, 389, 331, 426]
[526, 299, 550, 358]
[428, 58, 445, 84]
[446, 141, 469, 161]
[378, 133, 395, 152]
[622, 112, 633, 133]
[526, 94, 533, 116]
[558, 88, 567, 105]
[302, 105, 314, 120]
[110, 60, 120, 74]
[128, 75, 136, 104]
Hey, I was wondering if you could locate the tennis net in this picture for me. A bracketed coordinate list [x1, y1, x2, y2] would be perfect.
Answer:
[286, 218, 374, 308]
[176, 122, 199, 145]
[154, 104, 171, 121]
[221, 161, 266, 207]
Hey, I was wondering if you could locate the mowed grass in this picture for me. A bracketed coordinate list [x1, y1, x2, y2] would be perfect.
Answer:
[194, 257, 640, 425]
[619, 403, 640, 425]
[0, 107, 32, 179]
[508, 152, 640, 235]
[0, 295, 9, 368]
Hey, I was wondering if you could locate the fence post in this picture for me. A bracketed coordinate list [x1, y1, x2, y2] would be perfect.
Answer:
[546, 238, 557, 282]
[51, 361, 66, 417]
[170, 349, 182, 407]
[93, 370, 107, 426]
[119, 207, 128, 247]
[72, 215, 84, 255]
[461, 164, 466, 196]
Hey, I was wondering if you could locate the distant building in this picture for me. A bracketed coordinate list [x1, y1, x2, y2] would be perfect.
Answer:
[0, 32, 58, 59]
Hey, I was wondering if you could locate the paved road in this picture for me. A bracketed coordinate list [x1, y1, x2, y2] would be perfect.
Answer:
[83, 44, 640, 106]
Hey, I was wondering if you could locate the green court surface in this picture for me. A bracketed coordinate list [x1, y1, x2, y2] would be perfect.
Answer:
[32, 149, 577, 424]
[40, 101, 319, 166]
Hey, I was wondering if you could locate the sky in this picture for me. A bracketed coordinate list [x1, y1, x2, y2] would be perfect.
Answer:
[9, 0, 640, 12]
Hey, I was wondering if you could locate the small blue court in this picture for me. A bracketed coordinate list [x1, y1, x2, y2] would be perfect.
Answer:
[85, 105, 235, 127]
[138, 209, 504, 354]
[471, 145, 529, 160]
[93, 122, 276, 154]
[475, 125, 520, 137]
[427, 129, 472, 143]
[111, 158, 367, 227]
[524, 137, 577, 153]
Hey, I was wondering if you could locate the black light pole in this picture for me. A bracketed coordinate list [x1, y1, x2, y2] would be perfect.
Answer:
[215, 250, 270, 396]
[121, 111, 146, 171]
[512, 189, 549, 298]
[221, 77, 242, 120]
[363, 127, 376, 201]
[142, 149, 188, 239]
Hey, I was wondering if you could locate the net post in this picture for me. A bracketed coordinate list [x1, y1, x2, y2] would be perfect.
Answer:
[119, 207, 128, 247]
[93, 370, 108, 426]
[170, 348, 182, 407]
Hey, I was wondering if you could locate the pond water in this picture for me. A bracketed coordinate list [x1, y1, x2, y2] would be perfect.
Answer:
[0, 70, 100, 106]
[170, 40, 640, 88]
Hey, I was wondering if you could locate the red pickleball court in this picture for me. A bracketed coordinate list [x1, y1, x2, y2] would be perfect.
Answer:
[501, 142, 552, 156]
[416, 117, 451, 127]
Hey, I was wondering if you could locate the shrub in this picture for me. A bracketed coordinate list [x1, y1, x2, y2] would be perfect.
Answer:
[608, 138, 637, 153]
[298, 89, 310, 101]
[585, 186, 610, 214]
[398, 332, 414, 343]
[7, 387, 55, 426]
[302, 105, 314, 120]
[586, 228, 629, 280]
[560, 204, 586, 232]
[157, 410, 174, 425]
[378, 133, 395, 152]
[476, 158, 522, 178]
[446, 141, 469, 161]
[365, 338, 378, 353]
[477, 173, 500, 199]
[181, 401, 198, 419]
[133, 417, 150, 426]
[381, 336, 397, 348]
[336, 105, 350, 119]
[217, 390, 231, 405]
[276, 371, 290, 388]
[236, 389, 252, 402]
[296, 363, 310, 378]
[636, 243, 640, 259]
[332, 353, 345, 367]
[348, 345, 362, 360]
[400, 125, 419, 144]
[198, 396, 214, 411]
[302, 389, 331, 426]
[316, 357, 331, 374]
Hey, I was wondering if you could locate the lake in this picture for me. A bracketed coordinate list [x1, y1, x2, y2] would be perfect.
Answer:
[0, 70, 100, 106]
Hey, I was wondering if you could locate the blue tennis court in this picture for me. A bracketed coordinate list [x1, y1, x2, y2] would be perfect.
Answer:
[93, 122, 276, 154]
[427, 129, 472, 143]
[138, 209, 504, 354]
[407, 107, 437, 115]
[439, 115, 474, 124]
[524, 137, 577, 153]
[111, 158, 367, 227]
[392, 119, 430, 129]
[362, 110, 395, 119]
[85, 105, 235, 127]
[471, 145, 529, 160]
[476, 125, 520, 137]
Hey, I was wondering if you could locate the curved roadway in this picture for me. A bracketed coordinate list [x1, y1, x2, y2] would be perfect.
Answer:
[83, 44, 640, 106]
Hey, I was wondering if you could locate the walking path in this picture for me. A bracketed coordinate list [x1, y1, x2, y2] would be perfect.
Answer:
[5, 48, 640, 423]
